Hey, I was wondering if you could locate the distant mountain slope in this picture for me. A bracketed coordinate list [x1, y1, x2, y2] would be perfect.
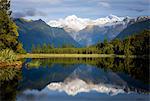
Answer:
[14, 18, 80, 51]
[48, 15, 150, 46]
[77, 22, 127, 46]
[14, 16, 150, 49]
[116, 18, 150, 40]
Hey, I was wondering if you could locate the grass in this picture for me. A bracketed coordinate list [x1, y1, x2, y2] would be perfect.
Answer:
[18, 53, 114, 58]
[17, 53, 137, 59]
[0, 49, 22, 67]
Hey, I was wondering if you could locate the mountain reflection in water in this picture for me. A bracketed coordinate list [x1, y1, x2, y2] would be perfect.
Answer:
[0, 58, 149, 101]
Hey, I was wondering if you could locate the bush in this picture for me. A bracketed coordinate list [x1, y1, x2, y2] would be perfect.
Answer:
[0, 49, 17, 63]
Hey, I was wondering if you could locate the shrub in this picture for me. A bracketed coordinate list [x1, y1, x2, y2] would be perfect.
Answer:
[0, 49, 17, 63]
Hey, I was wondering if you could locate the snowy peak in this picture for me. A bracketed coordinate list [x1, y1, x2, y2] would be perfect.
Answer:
[65, 15, 79, 21]
[48, 15, 89, 32]
[106, 14, 123, 21]
[48, 15, 125, 32]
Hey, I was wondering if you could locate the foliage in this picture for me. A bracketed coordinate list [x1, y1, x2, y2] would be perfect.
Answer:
[0, 67, 21, 101]
[96, 30, 150, 56]
[111, 39, 123, 54]
[116, 19, 150, 40]
[32, 43, 100, 54]
[0, 67, 21, 81]
[0, 0, 24, 53]
[28, 30, 149, 56]
[129, 30, 150, 55]
[0, 49, 17, 63]
[101, 40, 114, 54]
[62, 44, 76, 48]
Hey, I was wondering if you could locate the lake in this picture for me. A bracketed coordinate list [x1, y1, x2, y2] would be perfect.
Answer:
[0, 57, 149, 101]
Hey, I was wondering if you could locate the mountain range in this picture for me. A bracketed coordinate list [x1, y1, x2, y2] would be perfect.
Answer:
[14, 15, 150, 51]
[48, 15, 128, 46]
[14, 18, 80, 51]
[48, 15, 125, 32]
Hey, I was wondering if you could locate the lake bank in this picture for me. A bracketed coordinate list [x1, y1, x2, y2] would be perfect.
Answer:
[17, 53, 137, 59]
[0, 61, 22, 68]
[0, 53, 146, 67]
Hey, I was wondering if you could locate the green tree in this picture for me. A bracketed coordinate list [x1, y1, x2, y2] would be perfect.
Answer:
[31, 44, 36, 53]
[111, 39, 123, 54]
[123, 38, 133, 56]
[101, 39, 114, 54]
[103, 38, 108, 45]
[0, 0, 24, 53]
[102, 43, 114, 54]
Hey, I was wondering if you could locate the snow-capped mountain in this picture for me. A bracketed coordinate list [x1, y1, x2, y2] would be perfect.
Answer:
[48, 14, 125, 33]
[15, 15, 149, 47]
[48, 15, 89, 32]
[48, 15, 130, 46]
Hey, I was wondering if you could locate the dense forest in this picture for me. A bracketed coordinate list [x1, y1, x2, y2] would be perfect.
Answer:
[96, 30, 150, 56]
[32, 30, 150, 56]
[32, 45, 100, 54]
[0, 0, 24, 53]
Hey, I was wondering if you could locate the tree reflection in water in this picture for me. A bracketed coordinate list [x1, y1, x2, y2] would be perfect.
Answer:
[27, 57, 149, 85]
[0, 57, 149, 101]
[0, 67, 22, 101]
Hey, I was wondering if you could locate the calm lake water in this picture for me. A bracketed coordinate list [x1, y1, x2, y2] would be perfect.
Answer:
[0, 58, 149, 101]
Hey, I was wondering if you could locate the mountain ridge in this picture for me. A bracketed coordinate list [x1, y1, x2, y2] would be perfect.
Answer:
[116, 17, 150, 39]
[14, 18, 81, 51]
[14, 15, 150, 50]
[48, 15, 131, 46]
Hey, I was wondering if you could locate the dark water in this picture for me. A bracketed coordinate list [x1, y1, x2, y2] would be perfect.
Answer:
[0, 58, 149, 101]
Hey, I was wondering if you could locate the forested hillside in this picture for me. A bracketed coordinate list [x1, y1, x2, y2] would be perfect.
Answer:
[31, 30, 150, 56]
[96, 30, 150, 56]
[116, 19, 150, 40]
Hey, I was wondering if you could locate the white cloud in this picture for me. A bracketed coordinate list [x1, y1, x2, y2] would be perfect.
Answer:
[11, 0, 149, 21]
[98, 2, 110, 8]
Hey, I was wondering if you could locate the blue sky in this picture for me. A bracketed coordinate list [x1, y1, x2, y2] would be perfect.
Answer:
[11, 0, 150, 22]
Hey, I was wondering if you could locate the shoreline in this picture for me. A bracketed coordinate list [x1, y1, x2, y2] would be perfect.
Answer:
[17, 53, 137, 59]
[0, 54, 148, 67]
[0, 61, 22, 68]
